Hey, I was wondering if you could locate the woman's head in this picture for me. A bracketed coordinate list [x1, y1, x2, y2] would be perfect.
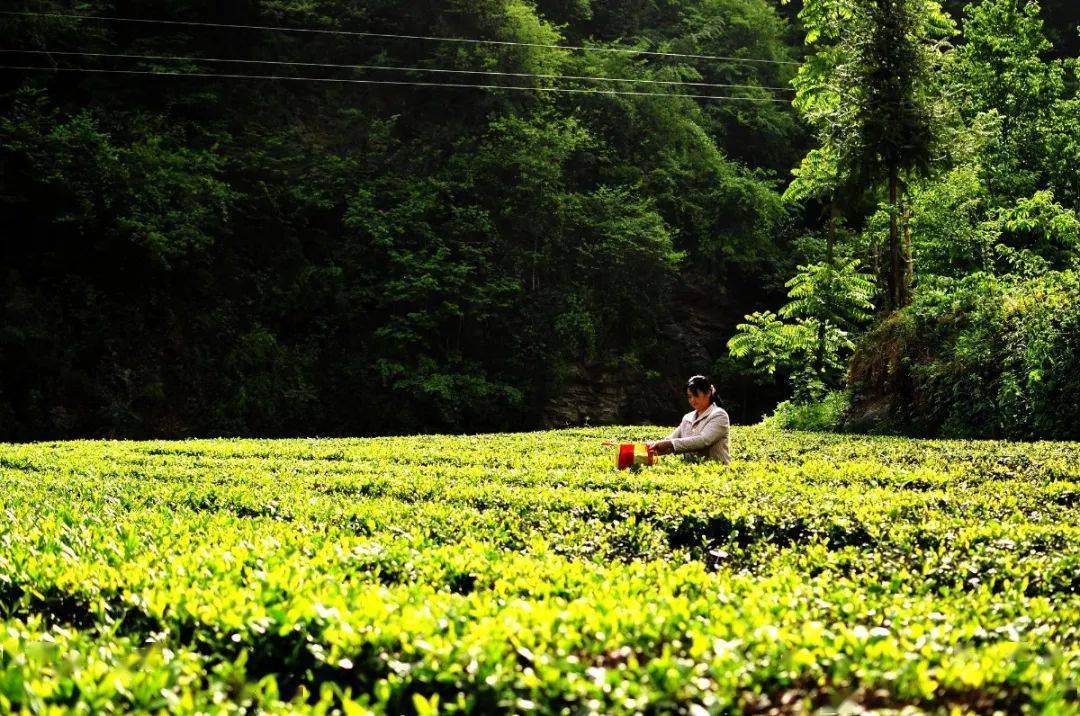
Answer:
[685, 375, 720, 412]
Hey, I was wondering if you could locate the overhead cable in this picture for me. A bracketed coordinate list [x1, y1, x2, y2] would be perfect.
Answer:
[0, 10, 800, 66]
[0, 48, 794, 92]
[0, 64, 793, 102]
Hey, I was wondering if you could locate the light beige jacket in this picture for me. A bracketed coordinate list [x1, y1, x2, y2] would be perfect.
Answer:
[665, 404, 730, 464]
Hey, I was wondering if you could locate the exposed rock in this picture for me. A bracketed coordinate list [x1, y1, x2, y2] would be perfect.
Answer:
[541, 268, 786, 426]
[541, 364, 640, 428]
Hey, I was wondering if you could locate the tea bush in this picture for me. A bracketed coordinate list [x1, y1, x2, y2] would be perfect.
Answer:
[0, 427, 1077, 713]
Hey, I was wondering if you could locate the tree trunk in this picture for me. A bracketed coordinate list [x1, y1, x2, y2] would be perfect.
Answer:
[827, 202, 836, 265]
[887, 167, 901, 311]
[902, 201, 913, 307]
[815, 201, 838, 379]
[531, 234, 539, 291]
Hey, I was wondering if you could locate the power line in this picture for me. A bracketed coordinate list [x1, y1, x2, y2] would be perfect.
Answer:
[0, 10, 801, 66]
[0, 64, 793, 102]
[0, 48, 795, 92]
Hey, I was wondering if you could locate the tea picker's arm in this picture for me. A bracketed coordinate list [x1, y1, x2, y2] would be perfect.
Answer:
[647, 425, 682, 455]
[650, 440, 675, 455]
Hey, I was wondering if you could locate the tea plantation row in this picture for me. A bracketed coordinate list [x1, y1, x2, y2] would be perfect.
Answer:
[0, 427, 1077, 713]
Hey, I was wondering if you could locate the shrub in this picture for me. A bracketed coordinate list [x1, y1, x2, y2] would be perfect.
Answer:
[764, 390, 850, 431]
[848, 270, 1080, 438]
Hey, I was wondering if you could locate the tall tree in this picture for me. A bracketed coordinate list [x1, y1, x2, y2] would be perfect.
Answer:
[791, 0, 953, 310]
[949, 0, 1066, 203]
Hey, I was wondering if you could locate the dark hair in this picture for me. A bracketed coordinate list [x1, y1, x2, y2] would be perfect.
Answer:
[685, 375, 722, 406]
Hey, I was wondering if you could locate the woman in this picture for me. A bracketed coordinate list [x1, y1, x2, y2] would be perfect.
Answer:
[606, 375, 730, 464]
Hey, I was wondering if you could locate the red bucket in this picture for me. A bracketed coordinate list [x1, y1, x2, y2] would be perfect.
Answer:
[617, 442, 655, 470]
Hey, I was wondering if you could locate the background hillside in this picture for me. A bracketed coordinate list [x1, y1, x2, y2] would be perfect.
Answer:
[1, 1, 1078, 440]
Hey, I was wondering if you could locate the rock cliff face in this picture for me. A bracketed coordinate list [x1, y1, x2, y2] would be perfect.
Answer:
[541, 365, 640, 428]
[541, 269, 786, 427]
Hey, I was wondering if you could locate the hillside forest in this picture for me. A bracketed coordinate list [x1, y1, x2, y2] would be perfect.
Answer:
[2, 0, 1079, 440]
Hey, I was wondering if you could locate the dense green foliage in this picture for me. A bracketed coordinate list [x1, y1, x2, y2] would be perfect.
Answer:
[0, 0, 803, 440]
[0, 427, 1077, 712]
[760, 0, 1080, 437]
[842, 0, 1080, 437]
[849, 270, 1080, 438]
[763, 388, 849, 429]
[728, 259, 875, 398]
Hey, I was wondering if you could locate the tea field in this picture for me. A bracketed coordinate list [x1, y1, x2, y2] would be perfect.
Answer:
[0, 427, 1077, 714]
